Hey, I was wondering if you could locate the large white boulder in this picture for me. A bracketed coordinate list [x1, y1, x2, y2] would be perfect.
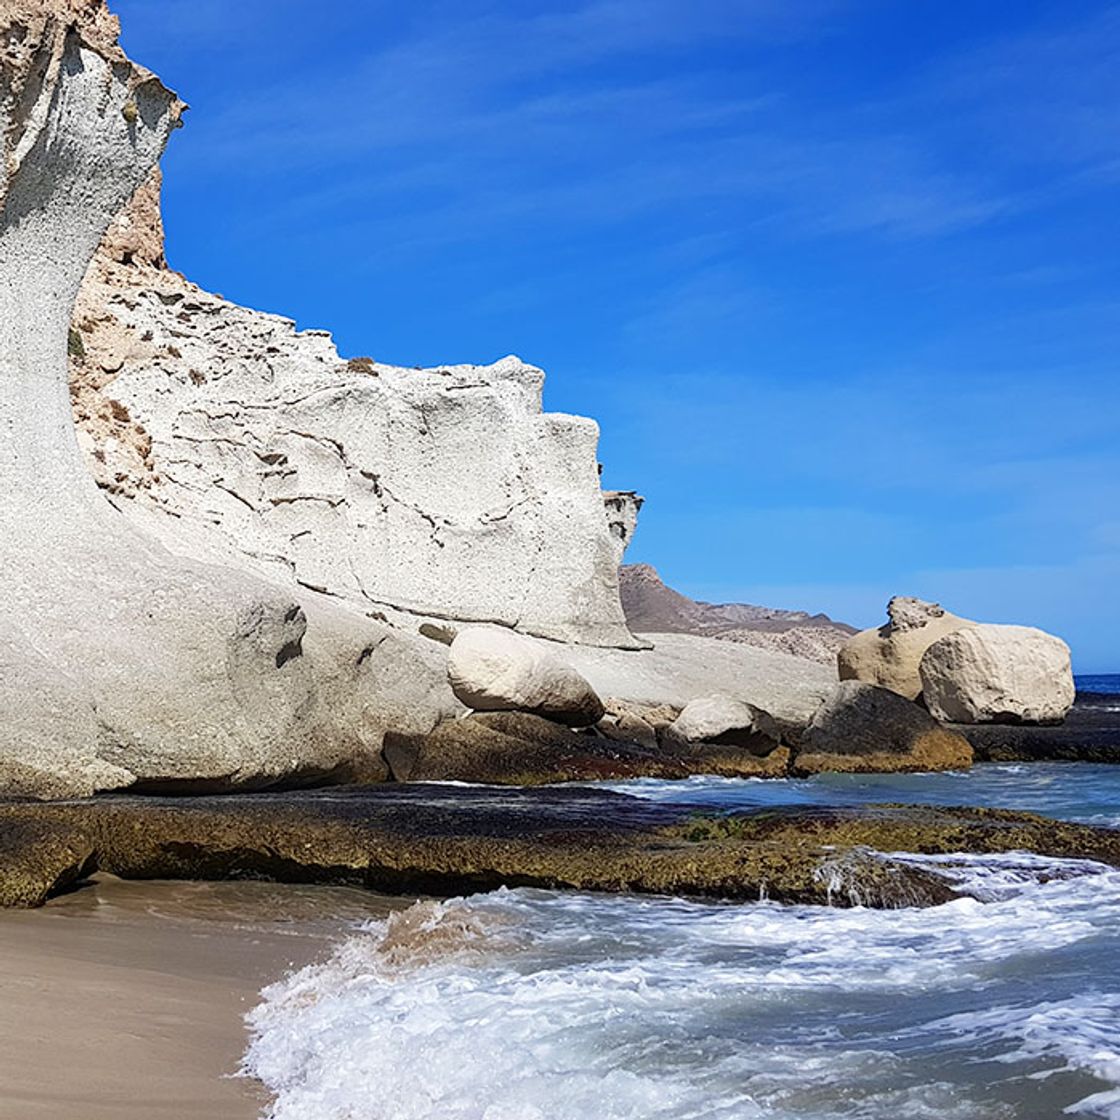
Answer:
[838, 596, 975, 700]
[920, 625, 1075, 725]
[448, 627, 605, 726]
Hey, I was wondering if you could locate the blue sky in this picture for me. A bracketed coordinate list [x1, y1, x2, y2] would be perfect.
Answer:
[113, 0, 1119, 671]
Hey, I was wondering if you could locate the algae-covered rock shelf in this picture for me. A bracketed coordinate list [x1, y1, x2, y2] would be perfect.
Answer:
[3, 788, 1118, 911]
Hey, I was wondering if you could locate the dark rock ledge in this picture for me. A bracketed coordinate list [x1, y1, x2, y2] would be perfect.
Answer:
[2, 787, 1117, 911]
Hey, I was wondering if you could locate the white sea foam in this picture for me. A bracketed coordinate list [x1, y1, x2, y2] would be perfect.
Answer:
[243, 855, 1120, 1120]
[924, 995, 1120, 1119]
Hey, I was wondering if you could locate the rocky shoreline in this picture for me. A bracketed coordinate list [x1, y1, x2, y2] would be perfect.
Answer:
[1, 0, 1113, 916]
[3, 786, 1119, 912]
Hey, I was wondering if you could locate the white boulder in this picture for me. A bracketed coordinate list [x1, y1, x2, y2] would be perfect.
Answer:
[663, 694, 775, 748]
[920, 625, 1075, 725]
[448, 628, 606, 726]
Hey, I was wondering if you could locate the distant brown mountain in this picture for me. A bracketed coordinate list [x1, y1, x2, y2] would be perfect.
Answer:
[619, 564, 856, 665]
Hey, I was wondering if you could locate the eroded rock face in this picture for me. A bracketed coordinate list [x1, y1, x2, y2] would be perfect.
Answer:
[69, 176, 640, 648]
[448, 626, 605, 726]
[837, 596, 975, 700]
[0, 1, 455, 798]
[920, 625, 1075, 725]
[793, 681, 973, 776]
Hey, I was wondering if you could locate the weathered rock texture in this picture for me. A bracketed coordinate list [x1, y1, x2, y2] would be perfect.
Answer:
[619, 564, 855, 664]
[603, 490, 643, 562]
[447, 626, 605, 727]
[384, 711, 788, 785]
[71, 175, 639, 648]
[920, 624, 1076, 725]
[563, 631, 835, 729]
[7, 789, 1118, 910]
[0, 0, 455, 799]
[838, 596, 975, 700]
[792, 682, 973, 776]
[596, 698, 680, 749]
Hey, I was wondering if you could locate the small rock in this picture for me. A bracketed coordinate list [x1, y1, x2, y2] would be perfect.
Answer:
[793, 681, 972, 776]
[419, 622, 458, 646]
[920, 624, 1075, 725]
[596, 697, 680, 749]
[448, 627, 605, 726]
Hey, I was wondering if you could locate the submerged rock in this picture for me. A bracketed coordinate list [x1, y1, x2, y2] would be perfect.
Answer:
[3, 791, 1117, 911]
[920, 624, 1075, 725]
[838, 597, 975, 700]
[793, 682, 973, 776]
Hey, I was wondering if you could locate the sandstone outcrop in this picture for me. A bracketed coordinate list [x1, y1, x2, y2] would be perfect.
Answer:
[447, 627, 605, 726]
[0, 0, 456, 798]
[920, 625, 1075, 725]
[837, 596, 975, 699]
[792, 682, 973, 776]
[603, 490, 643, 562]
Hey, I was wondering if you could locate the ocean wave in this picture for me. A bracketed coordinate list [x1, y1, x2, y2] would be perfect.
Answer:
[922, 995, 1120, 1119]
[244, 856, 1120, 1120]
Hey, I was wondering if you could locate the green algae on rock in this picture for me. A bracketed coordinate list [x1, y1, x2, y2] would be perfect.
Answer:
[2, 788, 1117, 912]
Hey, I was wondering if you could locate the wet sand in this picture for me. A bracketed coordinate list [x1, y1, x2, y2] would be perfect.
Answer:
[0, 875, 410, 1120]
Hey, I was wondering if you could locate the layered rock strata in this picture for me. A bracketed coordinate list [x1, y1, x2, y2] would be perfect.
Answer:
[71, 178, 640, 648]
[0, 1, 454, 798]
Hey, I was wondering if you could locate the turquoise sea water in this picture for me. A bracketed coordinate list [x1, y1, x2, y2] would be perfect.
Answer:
[245, 764, 1120, 1120]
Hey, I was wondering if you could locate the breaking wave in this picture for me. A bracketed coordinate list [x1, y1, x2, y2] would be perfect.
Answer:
[244, 851, 1120, 1120]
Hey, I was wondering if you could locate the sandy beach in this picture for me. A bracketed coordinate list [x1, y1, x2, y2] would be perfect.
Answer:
[0, 876, 407, 1120]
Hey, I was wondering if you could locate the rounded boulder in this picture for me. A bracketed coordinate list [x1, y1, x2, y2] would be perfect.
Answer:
[448, 627, 605, 726]
[919, 624, 1075, 725]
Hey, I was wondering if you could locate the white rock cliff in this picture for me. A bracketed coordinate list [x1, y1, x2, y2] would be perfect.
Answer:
[70, 179, 641, 649]
[0, 0, 455, 798]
